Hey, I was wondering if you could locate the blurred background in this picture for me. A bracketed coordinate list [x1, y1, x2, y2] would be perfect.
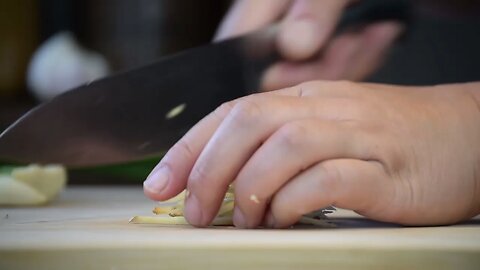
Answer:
[0, 0, 479, 184]
[0, 0, 230, 129]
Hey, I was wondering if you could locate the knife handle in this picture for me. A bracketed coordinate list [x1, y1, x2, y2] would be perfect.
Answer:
[222, 0, 412, 94]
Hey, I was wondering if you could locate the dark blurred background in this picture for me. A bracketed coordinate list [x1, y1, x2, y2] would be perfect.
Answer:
[0, 0, 479, 184]
[0, 0, 230, 131]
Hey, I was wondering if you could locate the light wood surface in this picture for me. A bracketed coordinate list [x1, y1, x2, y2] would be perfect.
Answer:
[1, 186, 479, 270]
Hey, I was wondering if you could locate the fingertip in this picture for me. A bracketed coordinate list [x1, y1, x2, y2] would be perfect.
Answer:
[143, 185, 162, 201]
[184, 192, 208, 227]
[278, 19, 324, 61]
[263, 210, 276, 228]
[214, 0, 291, 42]
[233, 205, 247, 228]
[143, 160, 189, 202]
[143, 165, 171, 201]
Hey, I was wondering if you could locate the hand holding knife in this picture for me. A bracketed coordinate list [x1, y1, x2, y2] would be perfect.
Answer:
[0, 0, 410, 167]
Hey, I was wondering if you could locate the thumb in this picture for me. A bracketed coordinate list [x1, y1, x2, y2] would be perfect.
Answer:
[215, 0, 291, 41]
[278, 0, 351, 61]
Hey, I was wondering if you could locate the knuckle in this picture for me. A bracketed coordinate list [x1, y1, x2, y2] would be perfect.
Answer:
[227, 99, 263, 127]
[296, 81, 319, 96]
[293, 80, 363, 98]
[188, 163, 210, 189]
[213, 100, 236, 119]
[170, 139, 195, 160]
[275, 122, 308, 148]
[298, 80, 320, 90]
[317, 162, 342, 193]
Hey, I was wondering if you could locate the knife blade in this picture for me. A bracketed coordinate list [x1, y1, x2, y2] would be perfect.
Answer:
[0, 0, 410, 168]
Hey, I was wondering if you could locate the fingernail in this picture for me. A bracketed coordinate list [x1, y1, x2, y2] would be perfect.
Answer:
[233, 206, 246, 228]
[143, 165, 170, 194]
[184, 193, 204, 227]
[281, 19, 319, 59]
[265, 212, 276, 228]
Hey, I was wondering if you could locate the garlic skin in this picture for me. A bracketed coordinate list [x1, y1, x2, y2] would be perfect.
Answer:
[27, 32, 110, 101]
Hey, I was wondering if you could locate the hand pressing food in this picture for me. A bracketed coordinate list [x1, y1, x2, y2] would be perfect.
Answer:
[132, 186, 335, 227]
[144, 81, 480, 228]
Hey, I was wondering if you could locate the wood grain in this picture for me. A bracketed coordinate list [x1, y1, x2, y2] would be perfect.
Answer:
[1, 186, 479, 270]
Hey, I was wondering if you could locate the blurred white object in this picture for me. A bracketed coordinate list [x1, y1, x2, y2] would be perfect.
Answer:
[27, 32, 110, 101]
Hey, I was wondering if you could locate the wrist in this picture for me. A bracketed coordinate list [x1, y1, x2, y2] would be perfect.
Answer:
[435, 81, 480, 217]
[459, 81, 480, 216]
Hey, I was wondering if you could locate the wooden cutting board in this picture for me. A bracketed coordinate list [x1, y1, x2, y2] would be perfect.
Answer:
[1, 186, 479, 270]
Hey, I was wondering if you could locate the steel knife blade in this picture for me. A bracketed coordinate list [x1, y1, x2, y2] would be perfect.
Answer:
[0, 0, 410, 167]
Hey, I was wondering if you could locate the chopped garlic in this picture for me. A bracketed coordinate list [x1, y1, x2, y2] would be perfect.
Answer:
[130, 186, 335, 227]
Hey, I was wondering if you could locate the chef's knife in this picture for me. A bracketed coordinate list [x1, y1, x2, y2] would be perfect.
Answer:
[0, 0, 410, 168]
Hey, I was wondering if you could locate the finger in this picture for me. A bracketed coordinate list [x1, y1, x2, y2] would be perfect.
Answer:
[233, 119, 379, 228]
[344, 21, 404, 81]
[146, 80, 369, 223]
[266, 158, 392, 228]
[143, 87, 305, 201]
[183, 95, 316, 227]
[278, 0, 351, 61]
[262, 31, 364, 91]
[183, 84, 380, 227]
[143, 100, 237, 201]
[262, 21, 403, 91]
[214, 0, 291, 41]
